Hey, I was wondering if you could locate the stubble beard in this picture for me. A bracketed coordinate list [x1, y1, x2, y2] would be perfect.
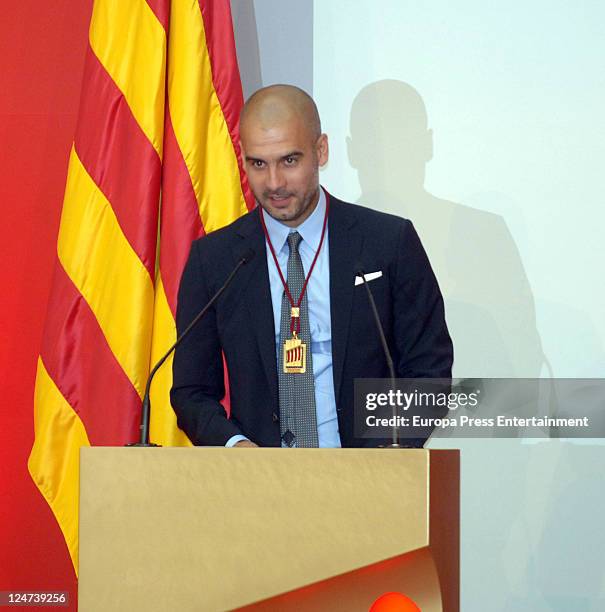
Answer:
[260, 184, 319, 226]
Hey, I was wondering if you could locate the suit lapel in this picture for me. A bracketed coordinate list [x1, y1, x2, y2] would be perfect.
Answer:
[233, 208, 279, 409]
[328, 197, 363, 403]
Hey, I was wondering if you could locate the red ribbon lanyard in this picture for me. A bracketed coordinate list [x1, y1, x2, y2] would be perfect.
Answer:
[260, 191, 330, 336]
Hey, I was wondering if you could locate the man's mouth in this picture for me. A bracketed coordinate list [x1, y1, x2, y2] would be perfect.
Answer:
[268, 194, 292, 205]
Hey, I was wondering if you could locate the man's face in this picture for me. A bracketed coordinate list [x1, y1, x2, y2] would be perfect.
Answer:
[240, 117, 328, 227]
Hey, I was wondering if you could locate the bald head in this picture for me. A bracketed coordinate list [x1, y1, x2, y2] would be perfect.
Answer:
[238, 85, 328, 228]
[240, 84, 321, 141]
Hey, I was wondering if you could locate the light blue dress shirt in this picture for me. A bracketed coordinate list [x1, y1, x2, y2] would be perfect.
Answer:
[226, 188, 341, 447]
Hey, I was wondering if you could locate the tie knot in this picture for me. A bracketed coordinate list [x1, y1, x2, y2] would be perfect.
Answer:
[287, 231, 303, 252]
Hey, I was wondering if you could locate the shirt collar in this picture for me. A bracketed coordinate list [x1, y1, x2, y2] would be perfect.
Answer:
[261, 187, 327, 255]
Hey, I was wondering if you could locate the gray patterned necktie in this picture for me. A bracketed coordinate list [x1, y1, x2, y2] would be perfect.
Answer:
[278, 232, 319, 447]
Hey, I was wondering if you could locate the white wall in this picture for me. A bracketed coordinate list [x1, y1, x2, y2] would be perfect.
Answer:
[314, 2, 605, 610]
[314, 0, 605, 380]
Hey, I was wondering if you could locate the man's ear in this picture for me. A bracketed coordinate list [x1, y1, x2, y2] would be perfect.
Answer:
[317, 133, 329, 167]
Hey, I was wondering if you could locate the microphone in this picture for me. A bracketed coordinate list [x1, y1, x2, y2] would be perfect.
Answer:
[129, 249, 256, 447]
[355, 267, 401, 448]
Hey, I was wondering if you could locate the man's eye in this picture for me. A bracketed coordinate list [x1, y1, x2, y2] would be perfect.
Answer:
[252, 160, 265, 168]
[284, 157, 297, 166]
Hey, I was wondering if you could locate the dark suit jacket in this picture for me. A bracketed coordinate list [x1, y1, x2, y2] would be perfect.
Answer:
[170, 195, 453, 447]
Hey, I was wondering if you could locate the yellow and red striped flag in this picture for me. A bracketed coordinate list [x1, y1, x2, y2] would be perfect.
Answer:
[28, 0, 252, 574]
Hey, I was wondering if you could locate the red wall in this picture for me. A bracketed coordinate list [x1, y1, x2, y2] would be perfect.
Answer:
[0, 2, 93, 607]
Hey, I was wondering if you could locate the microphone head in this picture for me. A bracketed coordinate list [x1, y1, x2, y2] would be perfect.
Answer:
[240, 248, 256, 264]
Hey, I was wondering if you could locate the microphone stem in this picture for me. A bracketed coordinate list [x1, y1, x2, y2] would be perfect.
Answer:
[359, 271, 401, 448]
[134, 255, 249, 446]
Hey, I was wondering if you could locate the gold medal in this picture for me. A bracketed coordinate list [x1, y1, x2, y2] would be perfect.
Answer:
[283, 333, 306, 374]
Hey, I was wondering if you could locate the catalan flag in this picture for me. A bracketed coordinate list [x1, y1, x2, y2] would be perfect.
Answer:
[28, 0, 252, 574]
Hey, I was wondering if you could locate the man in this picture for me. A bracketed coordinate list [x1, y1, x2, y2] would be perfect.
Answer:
[170, 84, 453, 448]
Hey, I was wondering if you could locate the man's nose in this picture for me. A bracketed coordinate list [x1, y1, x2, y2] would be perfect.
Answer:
[266, 165, 285, 192]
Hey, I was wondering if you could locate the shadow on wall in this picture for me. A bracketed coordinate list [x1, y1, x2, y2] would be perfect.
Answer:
[347, 79, 544, 379]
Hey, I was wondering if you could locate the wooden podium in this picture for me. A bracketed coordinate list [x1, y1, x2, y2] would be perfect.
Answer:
[79, 448, 459, 611]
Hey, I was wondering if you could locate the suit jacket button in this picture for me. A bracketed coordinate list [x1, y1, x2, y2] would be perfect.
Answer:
[272, 412, 279, 423]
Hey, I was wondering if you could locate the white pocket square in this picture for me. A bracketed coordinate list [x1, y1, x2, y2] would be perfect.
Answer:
[354, 271, 383, 286]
